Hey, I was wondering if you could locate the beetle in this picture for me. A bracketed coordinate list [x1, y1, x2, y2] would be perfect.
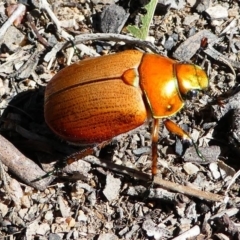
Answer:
[44, 50, 208, 176]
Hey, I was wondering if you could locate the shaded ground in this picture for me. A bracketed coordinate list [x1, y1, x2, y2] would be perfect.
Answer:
[0, 0, 240, 239]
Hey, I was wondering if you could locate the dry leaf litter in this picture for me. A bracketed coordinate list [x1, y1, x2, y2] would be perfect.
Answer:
[0, 0, 240, 239]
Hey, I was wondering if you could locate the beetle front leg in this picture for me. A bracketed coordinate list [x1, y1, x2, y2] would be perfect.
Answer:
[164, 119, 205, 160]
[151, 119, 160, 178]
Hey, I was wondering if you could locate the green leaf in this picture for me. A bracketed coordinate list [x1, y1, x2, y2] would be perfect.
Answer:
[127, 0, 158, 40]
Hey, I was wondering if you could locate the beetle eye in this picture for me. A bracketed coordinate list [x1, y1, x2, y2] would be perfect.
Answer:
[186, 90, 199, 99]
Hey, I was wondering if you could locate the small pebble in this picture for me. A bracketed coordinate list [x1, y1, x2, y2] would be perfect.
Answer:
[205, 5, 228, 19]
[183, 162, 200, 175]
[103, 174, 121, 201]
[209, 162, 220, 180]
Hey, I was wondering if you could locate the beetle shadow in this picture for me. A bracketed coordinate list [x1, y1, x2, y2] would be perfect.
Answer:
[0, 87, 83, 172]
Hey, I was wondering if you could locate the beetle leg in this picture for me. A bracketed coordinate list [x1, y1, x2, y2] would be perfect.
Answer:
[31, 147, 95, 182]
[151, 118, 160, 177]
[164, 119, 205, 161]
[64, 147, 95, 166]
[32, 140, 114, 182]
[164, 119, 192, 142]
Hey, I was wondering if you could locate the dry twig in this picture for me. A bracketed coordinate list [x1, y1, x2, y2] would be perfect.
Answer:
[0, 134, 54, 190]
[0, 3, 26, 41]
[82, 156, 224, 202]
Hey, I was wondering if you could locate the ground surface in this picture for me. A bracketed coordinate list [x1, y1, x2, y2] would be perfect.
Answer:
[0, 0, 240, 239]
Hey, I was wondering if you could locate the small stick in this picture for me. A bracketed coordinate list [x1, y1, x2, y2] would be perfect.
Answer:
[44, 33, 162, 63]
[81, 155, 224, 202]
[0, 3, 26, 41]
[26, 12, 49, 47]
[0, 135, 54, 190]
[39, 0, 74, 41]
[172, 225, 200, 240]
[73, 33, 161, 53]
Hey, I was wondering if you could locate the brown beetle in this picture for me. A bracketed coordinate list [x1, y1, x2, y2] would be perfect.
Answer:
[45, 50, 208, 176]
